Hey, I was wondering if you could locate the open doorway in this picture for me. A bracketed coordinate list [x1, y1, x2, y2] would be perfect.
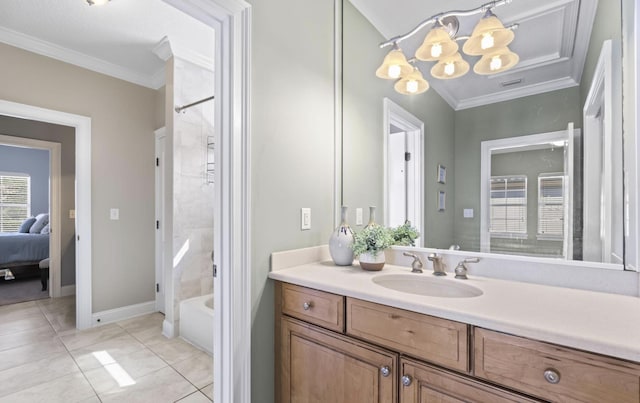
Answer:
[0, 137, 59, 306]
[383, 98, 425, 246]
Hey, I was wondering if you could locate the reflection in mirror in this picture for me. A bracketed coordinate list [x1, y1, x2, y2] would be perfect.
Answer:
[342, 0, 625, 266]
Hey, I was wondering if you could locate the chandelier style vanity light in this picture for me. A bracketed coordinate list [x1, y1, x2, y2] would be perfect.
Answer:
[376, 0, 519, 95]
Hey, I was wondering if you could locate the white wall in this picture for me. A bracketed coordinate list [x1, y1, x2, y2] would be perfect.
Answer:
[0, 42, 159, 311]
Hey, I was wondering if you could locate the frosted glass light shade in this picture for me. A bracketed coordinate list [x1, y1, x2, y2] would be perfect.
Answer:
[415, 27, 458, 61]
[430, 52, 470, 79]
[394, 68, 429, 95]
[462, 14, 514, 56]
[376, 48, 414, 79]
[473, 47, 519, 75]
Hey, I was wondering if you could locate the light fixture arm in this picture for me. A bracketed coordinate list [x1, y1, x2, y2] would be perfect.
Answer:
[379, 0, 512, 49]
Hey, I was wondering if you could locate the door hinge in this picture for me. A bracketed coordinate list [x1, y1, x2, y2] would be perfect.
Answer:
[213, 264, 217, 278]
[156, 283, 159, 293]
[77, 235, 80, 241]
[156, 220, 160, 230]
[405, 152, 411, 162]
[156, 157, 159, 167]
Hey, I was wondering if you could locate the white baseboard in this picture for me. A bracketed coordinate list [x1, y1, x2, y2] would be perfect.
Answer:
[60, 285, 76, 297]
[162, 319, 175, 338]
[91, 301, 156, 327]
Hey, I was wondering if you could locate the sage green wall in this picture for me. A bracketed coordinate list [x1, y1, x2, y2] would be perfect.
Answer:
[343, 0, 456, 247]
[452, 87, 582, 251]
[491, 148, 564, 256]
[249, 0, 336, 401]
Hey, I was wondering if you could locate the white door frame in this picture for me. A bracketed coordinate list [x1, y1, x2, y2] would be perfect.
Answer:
[584, 40, 623, 265]
[154, 128, 166, 313]
[383, 98, 424, 246]
[0, 134, 61, 298]
[0, 99, 92, 329]
[479, 130, 576, 257]
[162, 1, 252, 402]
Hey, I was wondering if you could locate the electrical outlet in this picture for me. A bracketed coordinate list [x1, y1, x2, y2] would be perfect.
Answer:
[69, 209, 76, 219]
[301, 208, 311, 230]
[110, 208, 120, 220]
[356, 208, 363, 225]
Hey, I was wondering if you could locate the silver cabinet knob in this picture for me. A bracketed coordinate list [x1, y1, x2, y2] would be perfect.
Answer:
[543, 368, 561, 384]
[302, 301, 312, 311]
[380, 366, 390, 377]
[401, 375, 412, 387]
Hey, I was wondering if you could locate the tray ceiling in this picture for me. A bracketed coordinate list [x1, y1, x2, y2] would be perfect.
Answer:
[348, 0, 598, 110]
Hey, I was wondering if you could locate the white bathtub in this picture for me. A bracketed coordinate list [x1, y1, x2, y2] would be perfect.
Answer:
[179, 294, 213, 354]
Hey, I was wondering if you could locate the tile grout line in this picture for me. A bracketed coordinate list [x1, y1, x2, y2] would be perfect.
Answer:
[118, 323, 213, 402]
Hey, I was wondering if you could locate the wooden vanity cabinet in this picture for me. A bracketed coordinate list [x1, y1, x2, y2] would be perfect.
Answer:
[278, 317, 398, 403]
[275, 281, 640, 403]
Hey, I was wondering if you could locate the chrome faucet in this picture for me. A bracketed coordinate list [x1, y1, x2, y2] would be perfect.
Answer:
[403, 252, 423, 273]
[428, 253, 446, 276]
[454, 257, 480, 280]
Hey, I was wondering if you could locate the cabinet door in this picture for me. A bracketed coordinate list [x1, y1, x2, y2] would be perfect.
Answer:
[399, 358, 540, 403]
[280, 317, 397, 403]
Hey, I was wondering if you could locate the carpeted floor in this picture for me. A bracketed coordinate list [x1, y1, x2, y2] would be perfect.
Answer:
[0, 277, 49, 306]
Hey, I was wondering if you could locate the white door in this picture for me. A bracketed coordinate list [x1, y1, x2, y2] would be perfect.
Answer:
[388, 131, 406, 227]
[154, 128, 166, 313]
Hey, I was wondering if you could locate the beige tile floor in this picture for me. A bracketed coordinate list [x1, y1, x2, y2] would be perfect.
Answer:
[0, 296, 213, 402]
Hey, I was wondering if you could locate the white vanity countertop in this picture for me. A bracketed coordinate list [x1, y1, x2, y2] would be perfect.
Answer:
[268, 261, 640, 363]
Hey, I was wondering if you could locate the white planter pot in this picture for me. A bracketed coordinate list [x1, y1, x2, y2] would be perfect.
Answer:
[359, 250, 385, 271]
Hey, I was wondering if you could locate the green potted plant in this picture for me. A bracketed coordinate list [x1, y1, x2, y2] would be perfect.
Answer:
[352, 225, 394, 271]
[390, 221, 420, 246]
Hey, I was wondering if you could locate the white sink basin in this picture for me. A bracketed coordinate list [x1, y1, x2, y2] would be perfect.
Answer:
[372, 274, 483, 298]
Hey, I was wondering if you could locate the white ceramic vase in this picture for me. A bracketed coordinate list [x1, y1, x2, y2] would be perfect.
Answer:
[359, 250, 385, 271]
[329, 206, 354, 266]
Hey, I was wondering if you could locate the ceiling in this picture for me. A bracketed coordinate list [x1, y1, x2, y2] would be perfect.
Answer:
[348, 0, 599, 110]
[0, 0, 215, 89]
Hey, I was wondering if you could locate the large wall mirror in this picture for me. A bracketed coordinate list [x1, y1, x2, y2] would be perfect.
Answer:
[341, 0, 633, 269]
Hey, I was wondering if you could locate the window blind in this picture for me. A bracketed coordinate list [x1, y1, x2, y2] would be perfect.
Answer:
[538, 174, 564, 238]
[0, 174, 31, 233]
[490, 176, 527, 235]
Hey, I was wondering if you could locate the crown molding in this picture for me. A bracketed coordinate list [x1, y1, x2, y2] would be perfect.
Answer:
[0, 26, 160, 89]
[152, 35, 214, 72]
[454, 76, 579, 110]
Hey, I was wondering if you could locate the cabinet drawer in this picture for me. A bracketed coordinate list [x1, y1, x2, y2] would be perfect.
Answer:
[346, 298, 469, 372]
[474, 328, 640, 403]
[281, 283, 345, 332]
[400, 358, 541, 402]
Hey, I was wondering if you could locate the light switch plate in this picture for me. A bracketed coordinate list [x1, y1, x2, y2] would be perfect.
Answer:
[69, 209, 76, 219]
[110, 208, 120, 220]
[356, 208, 363, 225]
[463, 208, 474, 218]
[301, 208, 311, 230]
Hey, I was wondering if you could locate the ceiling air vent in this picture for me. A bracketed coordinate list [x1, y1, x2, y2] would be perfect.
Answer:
[501, 79, 523, 87]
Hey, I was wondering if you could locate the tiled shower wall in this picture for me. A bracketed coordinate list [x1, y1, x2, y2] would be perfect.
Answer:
[172, 57, 215, 328]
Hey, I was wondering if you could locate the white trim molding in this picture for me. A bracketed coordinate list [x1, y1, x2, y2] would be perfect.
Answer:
[161, 1, 252, 403]
[0, 100, 92, 330]
[92, 301, 156, 326]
